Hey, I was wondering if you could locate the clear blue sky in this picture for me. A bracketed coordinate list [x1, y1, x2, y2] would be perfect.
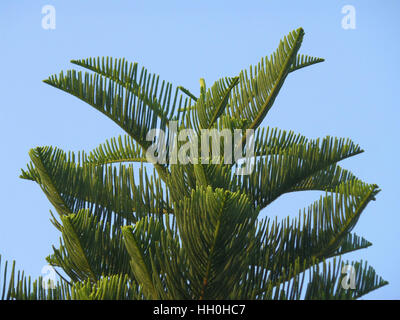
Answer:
[0, 0, 399, 299]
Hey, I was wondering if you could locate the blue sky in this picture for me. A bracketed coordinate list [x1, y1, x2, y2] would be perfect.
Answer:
[0, 0, 399, 299]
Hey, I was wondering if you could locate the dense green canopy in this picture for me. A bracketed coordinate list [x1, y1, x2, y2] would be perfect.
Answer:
[0, 28, 387, 300]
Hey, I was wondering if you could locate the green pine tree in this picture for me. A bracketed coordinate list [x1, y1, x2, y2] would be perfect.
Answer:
[0, 28, 388, 300]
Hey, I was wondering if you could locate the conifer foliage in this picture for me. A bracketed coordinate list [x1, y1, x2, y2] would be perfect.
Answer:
[1, 28, 388, 299]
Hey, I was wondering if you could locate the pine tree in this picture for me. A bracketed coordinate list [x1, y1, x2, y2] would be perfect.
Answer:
[0, 28, 388, 300]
